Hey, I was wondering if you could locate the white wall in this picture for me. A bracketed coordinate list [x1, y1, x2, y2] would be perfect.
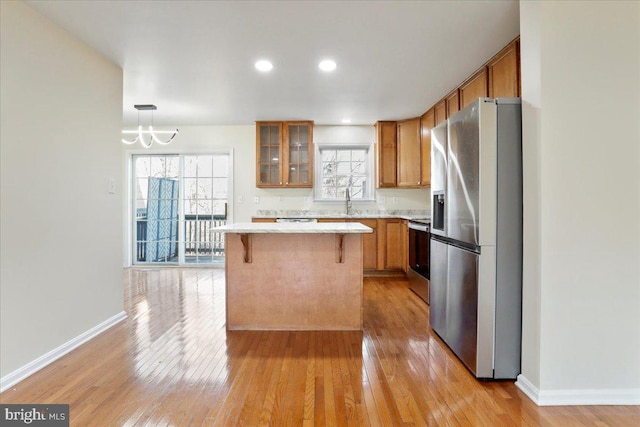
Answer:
[519, 0, 543, 395]
[123, 124, 429, 264]
[122, 125, 255, 232]
[0, 1, 123, 379]
[125, 124, 430, 222]
[519, 0, 640, 404]
[257, 125, 430, 213]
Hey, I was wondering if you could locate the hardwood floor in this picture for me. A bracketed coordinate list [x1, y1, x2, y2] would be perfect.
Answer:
[1, 268, 638, 426]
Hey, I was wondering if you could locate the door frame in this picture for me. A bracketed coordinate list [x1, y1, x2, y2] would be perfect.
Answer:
[123, 148, 234, 267]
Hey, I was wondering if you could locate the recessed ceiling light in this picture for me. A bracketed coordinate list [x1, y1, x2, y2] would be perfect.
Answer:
[319, 59, 337, 72]
[255, 60, 273, 72]
[342, 118, 352, 124]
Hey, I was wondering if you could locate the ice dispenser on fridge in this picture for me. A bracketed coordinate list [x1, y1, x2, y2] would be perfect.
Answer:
[432, 193, 445, 232]
[430, 120, 448, 237]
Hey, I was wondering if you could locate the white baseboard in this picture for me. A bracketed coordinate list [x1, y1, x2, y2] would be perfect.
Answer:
[515, 374, 540, 403]
[0, 311, 127, 393]
[516, 374, 640, 406]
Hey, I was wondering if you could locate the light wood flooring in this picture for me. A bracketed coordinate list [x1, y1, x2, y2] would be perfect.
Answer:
[1, 268, 639, 426]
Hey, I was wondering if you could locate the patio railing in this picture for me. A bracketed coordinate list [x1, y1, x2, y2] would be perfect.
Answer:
[136, 213, 227, 262]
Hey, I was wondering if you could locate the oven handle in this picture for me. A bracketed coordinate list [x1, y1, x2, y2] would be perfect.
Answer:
[408, 222, 430, 232]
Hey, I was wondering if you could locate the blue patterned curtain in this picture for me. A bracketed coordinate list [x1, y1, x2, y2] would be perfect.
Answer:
[145, 177, 179, 261]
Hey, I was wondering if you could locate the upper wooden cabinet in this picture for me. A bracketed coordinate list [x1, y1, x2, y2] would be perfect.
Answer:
[460, 67, 489, 109]
[420, 108, 435, 187]
[284, 122, 313, 187]
[396, 118, 421, 187]
[256, 121, 313, 188]
[434, 99, 447, 126]
[376, 118, 430, 189]
[375, 121, 397, 188]
[488, 38, 520, 98]
[427, 37, 520, 128]
[257, 122, 282, 187]
[446, 90, 460, 118]
[373, 38, 520, 190]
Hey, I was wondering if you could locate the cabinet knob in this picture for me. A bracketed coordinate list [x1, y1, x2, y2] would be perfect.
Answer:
[286, 181, 288, 185]
[280, 182, 282, 184]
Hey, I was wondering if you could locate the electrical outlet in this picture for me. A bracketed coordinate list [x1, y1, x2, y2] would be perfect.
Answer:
[303, 196, 309, 203]
[279, 196, 284, 202]
[238, 196, 244, 204]
[392, 196, 398, 203]
[378, 196, 386, 203]
[254, 196, 260, 204]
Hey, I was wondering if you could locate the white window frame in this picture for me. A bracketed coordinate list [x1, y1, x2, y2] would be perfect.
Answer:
[313, 142, 375, 202]
[124, 148, 234, 268]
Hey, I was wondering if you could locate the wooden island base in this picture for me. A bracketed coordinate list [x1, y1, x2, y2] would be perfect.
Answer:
[225, 232, 363, 330]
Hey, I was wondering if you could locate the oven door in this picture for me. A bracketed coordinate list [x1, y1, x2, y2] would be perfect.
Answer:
[408, 222, 430, 279]
[408, 221, 430, 304]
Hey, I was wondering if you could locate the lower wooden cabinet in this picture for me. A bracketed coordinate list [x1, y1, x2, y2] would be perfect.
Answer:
[315, 218, 405, 274]
[401, 219, 409, 273]
[254, 217, 407, 275]
[380, 218, 403, 271]
[356, 219, 378, 271]
[251, 218, 276, 222]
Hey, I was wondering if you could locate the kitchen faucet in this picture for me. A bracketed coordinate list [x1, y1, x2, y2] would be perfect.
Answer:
[345, 187, 352, 216]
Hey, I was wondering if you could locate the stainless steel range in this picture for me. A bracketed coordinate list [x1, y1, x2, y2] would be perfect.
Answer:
[407, 219, 430, 304]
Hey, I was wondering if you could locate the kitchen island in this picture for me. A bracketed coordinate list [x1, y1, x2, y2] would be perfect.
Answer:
[215, 222, 372, 330]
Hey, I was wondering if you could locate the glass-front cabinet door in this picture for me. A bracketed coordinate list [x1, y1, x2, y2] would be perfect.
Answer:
[284, 121, 313, 187]
[256, 121, 313, 188]
[257, 122, 283, 186]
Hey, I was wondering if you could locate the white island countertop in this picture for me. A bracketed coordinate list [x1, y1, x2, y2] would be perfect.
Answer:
[215, 222, 373, 234]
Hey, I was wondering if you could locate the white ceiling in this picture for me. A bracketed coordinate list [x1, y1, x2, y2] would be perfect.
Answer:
[26, 0, 520, 126]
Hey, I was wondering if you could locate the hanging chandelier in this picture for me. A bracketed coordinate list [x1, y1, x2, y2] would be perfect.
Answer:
[121, 104, 179, 148]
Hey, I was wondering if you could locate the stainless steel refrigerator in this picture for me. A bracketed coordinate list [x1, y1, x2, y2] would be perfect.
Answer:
[429, 98, 522, 379]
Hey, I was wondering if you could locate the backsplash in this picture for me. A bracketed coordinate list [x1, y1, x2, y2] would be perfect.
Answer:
[255, 208, 430, 219]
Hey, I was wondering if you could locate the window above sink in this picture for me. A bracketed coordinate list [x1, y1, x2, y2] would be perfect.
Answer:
[314, 142, 375, 202]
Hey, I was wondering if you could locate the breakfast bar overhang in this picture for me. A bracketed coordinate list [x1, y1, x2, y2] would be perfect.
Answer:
[215, 222, 373, 331]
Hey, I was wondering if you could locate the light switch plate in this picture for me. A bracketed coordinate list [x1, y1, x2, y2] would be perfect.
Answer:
[254, 196, 260, 204]
[107, 178, 116, 194]
[378, 196, 386, 203]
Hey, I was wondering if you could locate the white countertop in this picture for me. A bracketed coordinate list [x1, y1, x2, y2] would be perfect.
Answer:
[215, 222, 373, 234]
[252, 209, 430, 222]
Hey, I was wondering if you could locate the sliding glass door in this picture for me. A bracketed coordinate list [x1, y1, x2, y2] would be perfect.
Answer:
[182, 155, 228, 263]
[134, 156, 180, 263]
[133, 154, 229, 265]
